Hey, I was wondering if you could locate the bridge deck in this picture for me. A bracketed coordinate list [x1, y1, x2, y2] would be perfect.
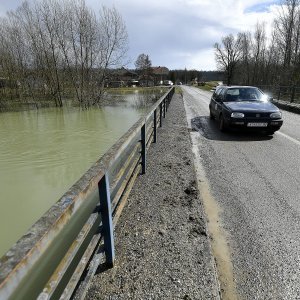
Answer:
[86, 93, 220, 299]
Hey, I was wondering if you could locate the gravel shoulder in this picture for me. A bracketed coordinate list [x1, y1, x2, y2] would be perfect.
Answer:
[86, 93, 220, 300]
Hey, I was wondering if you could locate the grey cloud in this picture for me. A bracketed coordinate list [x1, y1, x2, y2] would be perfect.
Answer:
[1, 0, 277, 70]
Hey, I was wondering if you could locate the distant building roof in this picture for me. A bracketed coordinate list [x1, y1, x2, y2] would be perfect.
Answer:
[152, 66, 169, 75]
[111, 67, 138, 77]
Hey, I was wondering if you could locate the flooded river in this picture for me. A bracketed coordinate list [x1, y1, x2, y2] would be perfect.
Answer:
[0, 91, 161, 257]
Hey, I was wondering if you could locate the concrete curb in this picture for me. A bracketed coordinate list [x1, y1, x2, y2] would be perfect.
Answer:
[272, 99, 300, 114]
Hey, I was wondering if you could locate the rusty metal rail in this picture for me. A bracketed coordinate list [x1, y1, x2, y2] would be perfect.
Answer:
[0, 87, 175, 300]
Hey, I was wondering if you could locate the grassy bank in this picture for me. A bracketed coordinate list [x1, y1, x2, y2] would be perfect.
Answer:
[197, 81, 220, 92]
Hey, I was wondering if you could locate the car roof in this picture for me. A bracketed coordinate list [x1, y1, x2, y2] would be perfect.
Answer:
[225, 85, 258, 89]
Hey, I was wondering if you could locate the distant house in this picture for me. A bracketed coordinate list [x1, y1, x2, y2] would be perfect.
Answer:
[106, 67, 138, 87]
[105, 66, 170, 87]
[152, 66, 169, 84]
[138, 74, 155, 87]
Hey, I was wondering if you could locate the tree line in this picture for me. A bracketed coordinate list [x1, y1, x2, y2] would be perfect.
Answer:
[214, 0, 300, 87]
[0, 0, 128, 108]
[134, 54, 223, 85]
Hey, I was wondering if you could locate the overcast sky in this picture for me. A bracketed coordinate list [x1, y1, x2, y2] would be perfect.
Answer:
[0, 0, 282, 70]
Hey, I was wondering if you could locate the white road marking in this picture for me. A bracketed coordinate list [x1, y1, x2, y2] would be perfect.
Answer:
[277, 131, 300, 146]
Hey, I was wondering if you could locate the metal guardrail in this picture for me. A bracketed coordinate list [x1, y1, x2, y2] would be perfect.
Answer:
[258, 85, 300, 103]
[0, 86, 175, 300]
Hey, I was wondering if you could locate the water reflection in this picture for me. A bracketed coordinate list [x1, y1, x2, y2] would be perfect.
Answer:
[103, 88, 166, 108]
[0, 92, 155, 257]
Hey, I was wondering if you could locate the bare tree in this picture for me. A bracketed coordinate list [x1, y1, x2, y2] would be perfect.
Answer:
[251, 22, 267, 85]
[38, 0, 64, 106]
[0, 0, 128, 108]
[135, 53, 152, 86]
[213, 1, 300, 86]
[214, 34, 242, 85]
[9, 1, 64, 105]
[95, 6, 129, 103]
[273, 0, 300, 84]
[262, 30, 281, 85]
[238, 31, 252, 85]
[135, 53, 151, 70]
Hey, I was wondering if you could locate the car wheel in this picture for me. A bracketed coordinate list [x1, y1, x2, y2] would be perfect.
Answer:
[219, 114, 227, 132]
[209, 109, 214, 120]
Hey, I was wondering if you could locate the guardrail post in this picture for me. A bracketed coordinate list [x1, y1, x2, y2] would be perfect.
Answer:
[159, 103, 163, 127]
[98, 174, 115, 267]
[291, 86, 295, 103]
[277, 86, 281, 101]
[141, 124, 146, 174]
[166, 94, 169, 112]
[163, 99, 166, 118]
[153, 110, 157, 143]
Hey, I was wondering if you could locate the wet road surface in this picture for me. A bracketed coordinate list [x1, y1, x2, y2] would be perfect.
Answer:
[182, 86, 300, 300]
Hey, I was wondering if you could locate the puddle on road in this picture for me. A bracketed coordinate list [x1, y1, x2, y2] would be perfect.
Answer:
[190, 132, 239, 300]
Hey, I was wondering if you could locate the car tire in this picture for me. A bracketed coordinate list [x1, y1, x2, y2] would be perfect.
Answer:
[219, 114, 227, 132]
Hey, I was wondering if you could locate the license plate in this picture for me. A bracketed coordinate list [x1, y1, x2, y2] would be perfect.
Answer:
[247, 122, 268, 127]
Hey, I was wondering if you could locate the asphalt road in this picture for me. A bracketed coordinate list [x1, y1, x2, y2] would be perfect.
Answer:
[182, 86, 300, 300]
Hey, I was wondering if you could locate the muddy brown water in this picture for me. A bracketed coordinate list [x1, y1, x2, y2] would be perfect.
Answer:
[0, 92, 158, 257]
